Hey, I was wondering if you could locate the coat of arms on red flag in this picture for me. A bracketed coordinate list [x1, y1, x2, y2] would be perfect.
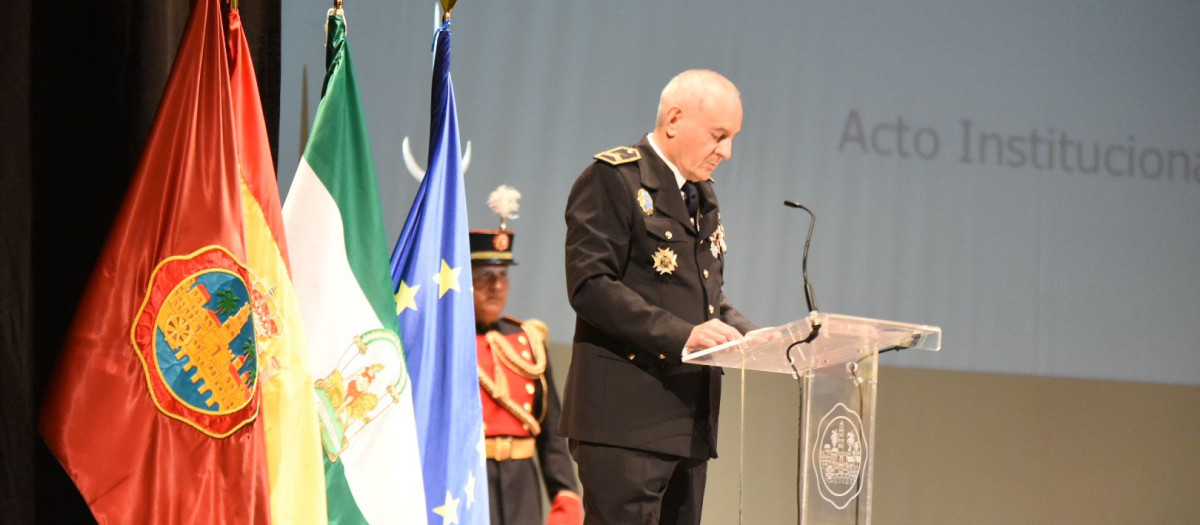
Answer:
[132, 246, 260, 437]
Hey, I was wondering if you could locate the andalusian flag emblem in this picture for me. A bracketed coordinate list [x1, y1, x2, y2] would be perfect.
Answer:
[313, 328, 409, 461]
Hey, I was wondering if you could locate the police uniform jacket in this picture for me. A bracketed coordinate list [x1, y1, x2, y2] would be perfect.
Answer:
[560, 137, 755, 460]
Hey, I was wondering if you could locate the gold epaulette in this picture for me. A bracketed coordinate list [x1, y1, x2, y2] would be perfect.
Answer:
[490, 317, 547, 378]
[594, 146, 641, 165]
[516, 317, 549, 341]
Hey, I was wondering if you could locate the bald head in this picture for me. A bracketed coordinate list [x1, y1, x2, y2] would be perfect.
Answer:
[651, 69, 743, 182]
[655, 70, 741, 130]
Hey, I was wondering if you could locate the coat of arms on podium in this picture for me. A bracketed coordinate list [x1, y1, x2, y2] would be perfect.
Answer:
[813, 402, 868, 510]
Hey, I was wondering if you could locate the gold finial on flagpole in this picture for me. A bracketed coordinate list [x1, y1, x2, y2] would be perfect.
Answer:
[441, 0, 457, 21]
[334, 0, 344, 16]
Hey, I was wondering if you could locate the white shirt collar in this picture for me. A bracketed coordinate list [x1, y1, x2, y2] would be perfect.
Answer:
[646, 133, 687, 190]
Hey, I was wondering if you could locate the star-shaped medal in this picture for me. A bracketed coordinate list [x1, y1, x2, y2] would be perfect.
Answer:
[651, 247, 679, 275]
[710, 221, 727, 259]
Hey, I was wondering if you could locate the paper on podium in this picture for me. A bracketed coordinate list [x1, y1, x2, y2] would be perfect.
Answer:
[681, 312, 941, 374]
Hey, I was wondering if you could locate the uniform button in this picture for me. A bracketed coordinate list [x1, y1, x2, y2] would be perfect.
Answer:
[658, 353, 666, 360]
[522, 402, 532, 411]
[521, 350, 531, 360]
[517, 335, 527, 345]
[525, 383, 536, 395]
[708, 304, 715, 314]
[703, 269, 710, 279]
[627, 353, 636, 361]
[665, 231, 673, 240]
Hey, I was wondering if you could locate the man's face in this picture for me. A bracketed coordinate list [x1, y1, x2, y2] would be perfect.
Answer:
[472, 264, 509, 326]
[668, 92, 743, 182]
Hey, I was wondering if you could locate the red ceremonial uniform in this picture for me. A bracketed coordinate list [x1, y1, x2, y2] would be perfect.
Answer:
[476, 316, 580, 524]
[478, 317, 546, 440]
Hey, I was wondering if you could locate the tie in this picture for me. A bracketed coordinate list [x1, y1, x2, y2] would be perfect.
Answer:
[682, 181, 699, 219]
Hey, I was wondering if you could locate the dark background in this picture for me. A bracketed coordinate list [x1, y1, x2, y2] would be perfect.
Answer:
[1, 1, 280, 522]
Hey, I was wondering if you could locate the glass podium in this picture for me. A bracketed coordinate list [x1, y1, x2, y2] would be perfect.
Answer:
[683, 312, 941, 524]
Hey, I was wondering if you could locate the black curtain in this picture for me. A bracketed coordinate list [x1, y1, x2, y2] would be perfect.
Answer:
[0, 1, 280, 522]
[1, 0, 33, 522]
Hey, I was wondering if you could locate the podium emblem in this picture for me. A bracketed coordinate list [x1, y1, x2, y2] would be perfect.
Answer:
[813, 402, 868, 510]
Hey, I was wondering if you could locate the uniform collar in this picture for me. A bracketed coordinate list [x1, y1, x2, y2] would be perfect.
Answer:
[476, 321, 501, 334]
[646, 133, 687, 190]
[634, 137, 703, 232]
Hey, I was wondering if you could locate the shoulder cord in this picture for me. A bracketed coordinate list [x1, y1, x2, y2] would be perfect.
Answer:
[477, 365, 543, 436]
[485, 323, 547, 378]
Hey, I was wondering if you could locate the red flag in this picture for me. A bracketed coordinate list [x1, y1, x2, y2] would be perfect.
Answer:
[39, 0, 271, 522]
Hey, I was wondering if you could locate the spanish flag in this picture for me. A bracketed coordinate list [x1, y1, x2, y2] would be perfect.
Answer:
[40, 0, 270, 522]
[227, 6, 327, 525]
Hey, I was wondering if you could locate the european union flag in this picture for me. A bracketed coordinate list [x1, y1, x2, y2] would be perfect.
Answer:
[390, 20, 490, 525]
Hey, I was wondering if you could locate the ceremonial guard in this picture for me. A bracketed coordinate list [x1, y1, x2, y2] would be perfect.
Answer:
[473, 185, 582, 525]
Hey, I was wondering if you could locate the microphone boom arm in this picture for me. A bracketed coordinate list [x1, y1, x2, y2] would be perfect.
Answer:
[783, 200, 818, 314]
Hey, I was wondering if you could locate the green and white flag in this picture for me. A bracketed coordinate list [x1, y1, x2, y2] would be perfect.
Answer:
[282, 10, 427, 525]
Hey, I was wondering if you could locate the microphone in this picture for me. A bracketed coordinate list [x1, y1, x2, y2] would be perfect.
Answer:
[783, 200, 818, 314]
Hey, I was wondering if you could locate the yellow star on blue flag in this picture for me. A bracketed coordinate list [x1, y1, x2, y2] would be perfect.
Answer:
[432, 491, 460, 525]
[395, 281, 420, 315]
[433, 260, 461, 298]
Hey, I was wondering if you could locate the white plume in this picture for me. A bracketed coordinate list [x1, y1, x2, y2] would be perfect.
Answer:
[487, 185, 521, 227]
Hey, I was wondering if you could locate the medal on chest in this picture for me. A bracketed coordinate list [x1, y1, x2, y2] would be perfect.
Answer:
[651, 246, 679, 275]
[710, 213, 728, 259]
[636, 188, 654, 216]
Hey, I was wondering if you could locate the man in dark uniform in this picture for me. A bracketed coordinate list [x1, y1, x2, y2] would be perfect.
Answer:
[472, 218, 583, 525]
[561, 69, 756, 524]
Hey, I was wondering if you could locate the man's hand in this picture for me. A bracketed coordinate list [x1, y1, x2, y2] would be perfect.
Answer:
[684, 319, 743, 352]
[742, 325, 781, 347]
